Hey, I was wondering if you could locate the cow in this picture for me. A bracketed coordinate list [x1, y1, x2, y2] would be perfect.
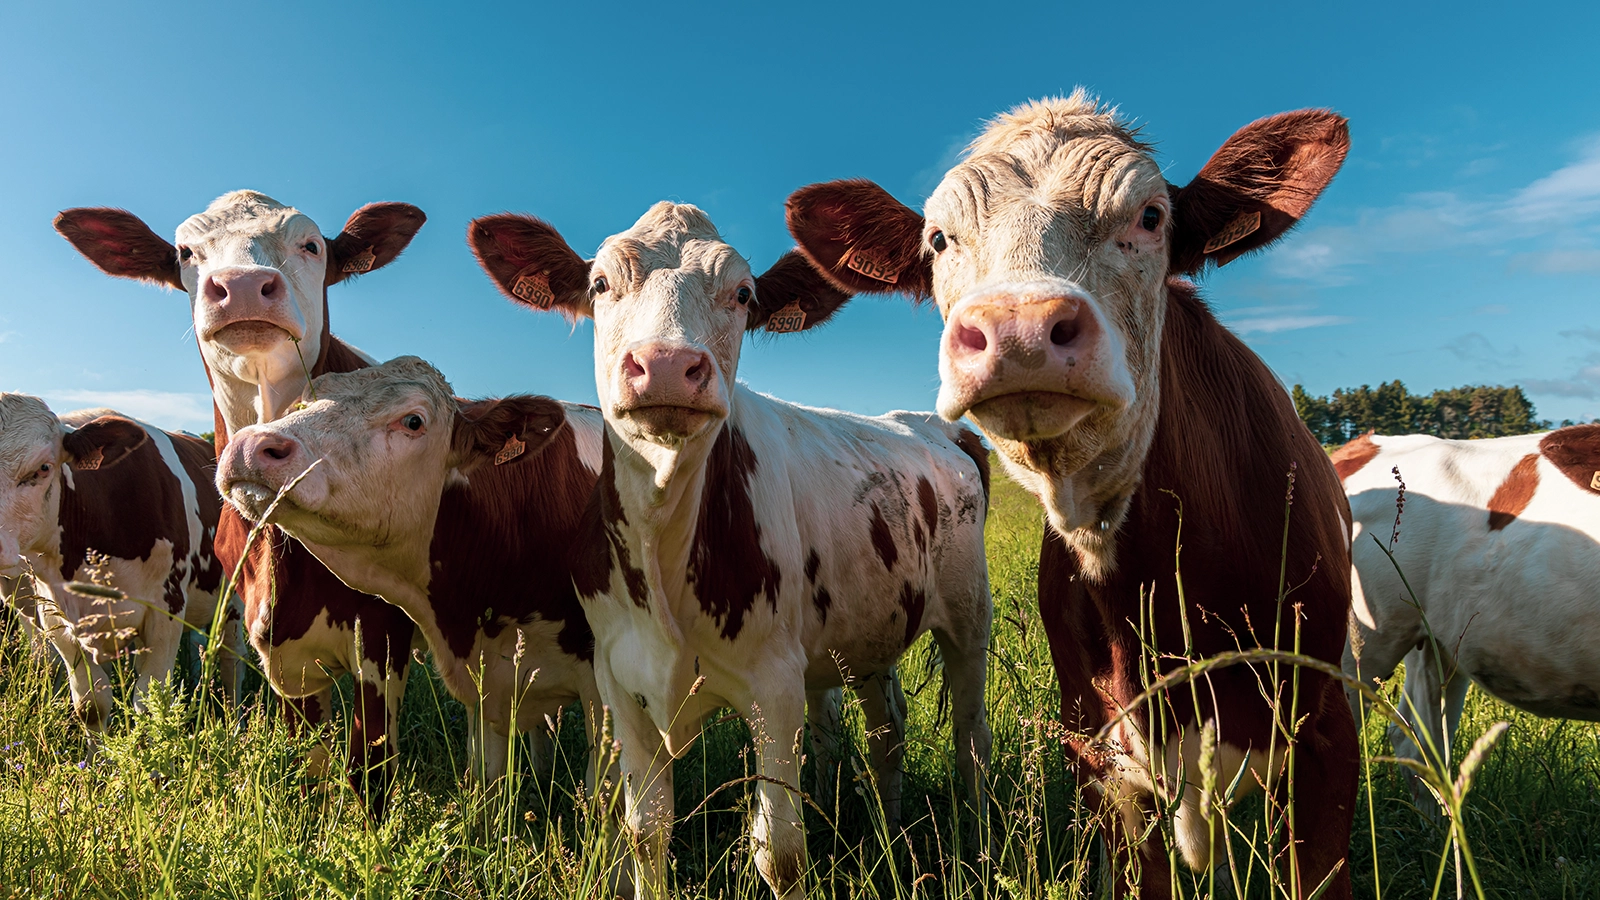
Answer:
[0, 394, 237, 727]
[785, 92, 1357, 898]
[1338, 427, 1600, 790]
[54, 192, 425, 815]
[214, 356, 610, 794]
[466, 202, 995, 900]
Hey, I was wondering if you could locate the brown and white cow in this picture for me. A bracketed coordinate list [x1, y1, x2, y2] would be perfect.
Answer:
[1338, 428, 1600, 787]
[468, 203, 994, 899]
[55, 192, 425, 815]
[787, 93, 1357, 897]
[215, 357, 609, 789]
[0, 394, 237, 727]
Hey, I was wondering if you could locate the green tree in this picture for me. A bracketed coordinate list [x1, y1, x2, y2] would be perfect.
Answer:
[1293, 381, 1554, 444]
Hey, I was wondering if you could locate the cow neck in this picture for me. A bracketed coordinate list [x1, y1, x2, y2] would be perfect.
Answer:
[207, 326, 368, 448]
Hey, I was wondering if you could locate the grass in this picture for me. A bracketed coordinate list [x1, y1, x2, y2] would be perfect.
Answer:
[1, 466, 1597, 898]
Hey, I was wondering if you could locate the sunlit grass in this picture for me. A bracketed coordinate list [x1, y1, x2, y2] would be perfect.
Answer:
[0, 464, 1595, 897]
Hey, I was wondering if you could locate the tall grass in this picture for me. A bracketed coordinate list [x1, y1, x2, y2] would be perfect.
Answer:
[0, 467, 1595, 897]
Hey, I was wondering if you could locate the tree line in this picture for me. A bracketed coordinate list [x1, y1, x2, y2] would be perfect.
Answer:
[1291, 381, 1571, 445]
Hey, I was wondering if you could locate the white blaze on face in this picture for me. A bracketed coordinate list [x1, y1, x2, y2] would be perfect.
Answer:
[589, 203, 756, 451]
[174, 191, 331, 423]
[922, 93, 1166, 458]
[0, 395, 68, 579]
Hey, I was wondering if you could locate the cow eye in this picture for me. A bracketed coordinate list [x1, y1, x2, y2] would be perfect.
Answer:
[1141, 207, 1162, 232]
[736, 286, 752, 305]
[592, 276, 610, 295]
[303, 241, 320, 255]
[402, 414, 424, 432]
[178, 246, 194, 263]
[20, 463, 50, 486]
[930, 231, 948, 253]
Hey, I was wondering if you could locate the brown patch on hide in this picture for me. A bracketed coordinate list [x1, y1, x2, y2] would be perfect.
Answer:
[916, 476, 939, 541]
[1538, 424, 1600, 495]
[804, 548, 820, 583]
[868, 502, 898, 571]
[785, 179, 933, 299]
[573, 436, 649, 609]
[1329, 433, 1379, 482]
[1487, 454, 1540, 531]
[951, 427, 991, 503]
[689, 427, 781, 640]
[899, 582, 926, 648]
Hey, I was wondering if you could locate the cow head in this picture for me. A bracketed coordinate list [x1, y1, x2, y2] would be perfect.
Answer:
[217, 356, 565, 588]
[55, 193, 425, 433]
[0, 394, 146, 579]
[468, 204, 849, 480]
[788, 91, 1347, 536]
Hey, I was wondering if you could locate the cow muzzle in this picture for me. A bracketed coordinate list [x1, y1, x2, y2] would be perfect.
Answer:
[197, 265, 306, 349]
[937, 281, 1135, 442]
[613, 341, 727, 440]
[217, 428, 325, 520]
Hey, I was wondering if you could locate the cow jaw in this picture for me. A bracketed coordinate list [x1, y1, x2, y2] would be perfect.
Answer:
[175, 192, 329, 432]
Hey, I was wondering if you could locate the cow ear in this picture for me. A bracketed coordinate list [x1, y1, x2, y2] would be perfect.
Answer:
[62, 415, 148, 472]
[325, 202, 427, 285]
[786, 179, 932, 300]
[746, 251, 855, 333]
[1170, 110, 1350, 275]
[54, 208, 183, 290]
[449, 395, 567, 475]
[468, 214, 594, 320]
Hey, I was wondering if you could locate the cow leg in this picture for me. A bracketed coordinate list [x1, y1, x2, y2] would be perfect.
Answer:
[1278, 678, 1357, 900]
[805, 686, 843, 811]
[933, 625, 993, 820]
[349, 668, 406, 821]
[855, 670, 906, 828]
[1100, 787, 1173, 900]
[39, 609, 114, 730]
[748, 691, 808, 900]
[133, 608, 184, 712]
[1391, 641, 1458, 818]
[598, 661, 674, 900]
[283, 687, 335, 782]
[466, 707, 512, 789]
[212, 602, 245, 707]
[1342, 603, 1420, 730]
[582, 689, 631, 899]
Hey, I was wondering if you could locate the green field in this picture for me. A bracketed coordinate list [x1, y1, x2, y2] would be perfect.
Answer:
[2, 466, 1597, 898]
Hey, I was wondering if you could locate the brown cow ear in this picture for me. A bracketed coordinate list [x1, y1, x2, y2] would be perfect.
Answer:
[786, 179, 932, 300]
[449, 395, 566, 475]
[746, 251, 855, 333]
[54, 208, 184, 290]
[62, 416, 148, 472]
[467, 214, 594, 320]
[1170, 110, 1350, 275]
[326, 202, 427, 285]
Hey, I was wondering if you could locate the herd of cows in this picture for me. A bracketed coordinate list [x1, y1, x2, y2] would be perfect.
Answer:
[3, 91, 1599, 898]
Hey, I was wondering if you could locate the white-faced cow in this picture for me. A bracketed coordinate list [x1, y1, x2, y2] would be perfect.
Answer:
[467, 203, 994, 899]
[55, 192, 425, 815]
[216, 357, 608, 788]
[786, 92, 1356, 898]
[0, 394, 237, 727]
[1338, 428, 1600, 782]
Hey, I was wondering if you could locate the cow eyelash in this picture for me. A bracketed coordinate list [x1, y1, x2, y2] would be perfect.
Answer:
[303, 241, 320, 255]
[592, 275, 610, 295]
[19, 463, 50, 487]
[178, 246, 194, 263]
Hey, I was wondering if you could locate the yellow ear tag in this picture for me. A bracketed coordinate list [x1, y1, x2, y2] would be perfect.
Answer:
[1203, 210, 1262, 254]
[840, 246, 898, 284]
[1589, 470, 1600, 491]
[765, 301, 807, 334]
[341, 247, 377, 274]
[77, 446, 104, 471]
[494, 434, 527, 466]
[510, 269, 555, 309]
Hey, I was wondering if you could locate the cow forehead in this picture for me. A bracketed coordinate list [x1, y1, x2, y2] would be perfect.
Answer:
[0, 394, 62, 467]
[175, 190, 319, 245]
[927, 92, 1164, 229]
[596, 202, 750, 295]
[305, 358, 456, 421]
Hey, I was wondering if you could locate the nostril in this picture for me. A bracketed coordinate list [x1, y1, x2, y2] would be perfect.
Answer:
[260, 440, 294, 462]
[1050, 318, 1079, 347]
[261, 276, 280, 299]
[684, 357, 705, 382]
[205, 277, 227, 302]
[623, 353, 646, 379]
[953, 322, 988, 354]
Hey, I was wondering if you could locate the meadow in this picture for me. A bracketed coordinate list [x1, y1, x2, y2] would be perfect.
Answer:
[1, 464, 1597, 898]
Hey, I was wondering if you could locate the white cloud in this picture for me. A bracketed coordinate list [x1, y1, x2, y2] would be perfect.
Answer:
[1506, 135, 1600, 224]
[39, 389, 214, 433]
[1230, 314, 1352, 334]
[1508, 249, 1600, 274]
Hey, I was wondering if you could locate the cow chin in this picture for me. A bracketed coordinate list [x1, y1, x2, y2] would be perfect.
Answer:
[963, 391, 1097, 442]
[618, 405, 721, 443]
[224, 480, 279, 522]
[208, 320, 299, 354]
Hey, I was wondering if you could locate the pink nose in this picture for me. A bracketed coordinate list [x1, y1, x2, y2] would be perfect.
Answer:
[232, 429, 305, 477]
[623, 344, 713, 402]
[946, 295, 1091, 371]
[203, 268, 284, 312]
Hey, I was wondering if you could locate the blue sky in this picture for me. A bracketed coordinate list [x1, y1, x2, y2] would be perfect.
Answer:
[3, 2, 1598, 433]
